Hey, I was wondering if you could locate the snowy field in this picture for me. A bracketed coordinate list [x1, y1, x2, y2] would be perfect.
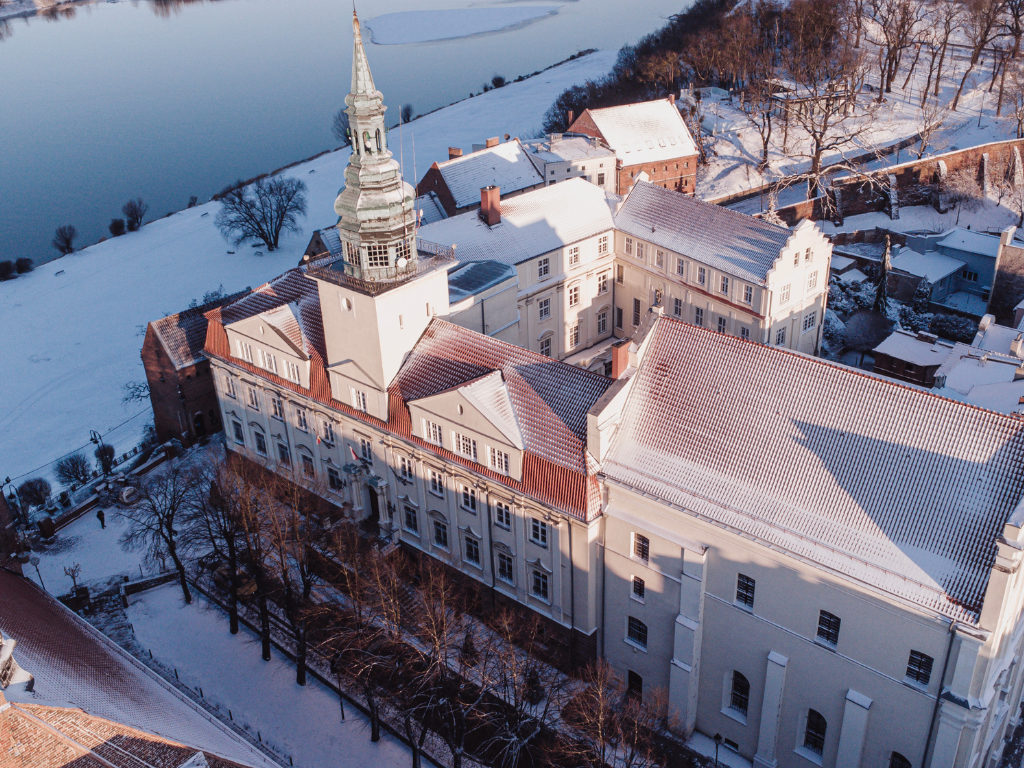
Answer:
[127, 583, 412, 768]
[365, 6, 560, 45]
[0, 49, 616, 490]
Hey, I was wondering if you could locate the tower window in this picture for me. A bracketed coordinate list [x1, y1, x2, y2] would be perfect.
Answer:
[375, 128, 383, 152]
[366, 244, 388, 268]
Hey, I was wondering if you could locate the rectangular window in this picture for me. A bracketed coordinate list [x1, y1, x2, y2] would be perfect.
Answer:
[404, 505, 419, 533]
[674, 298, 682, 317]
[321, 421, 335, 445]
[538, 298, 551, 320]
[531, 518, 549, 548]
[237, 340, 253, 363]
[615, 307, 623, 329]
[424, 420, 443, 446]
[461, 485, 477, 512]
[632, 576, 645, 600]
[232, 421, 244, 445]
[532, 570, 550, 600]
[494, 501, 512, 529]
[694, 307, 704, 327]
[698, 267, 706, 286]
[569, 323, 580, 349]
[497, 552, 515, 583]
[301, 454, 315, 478]
[744, 285, 753, 304]
[454, 432, 478, 462]
[962, 269, 979, 282]
[225, 376, 237, 399]
[597, 173, 605, 186]
[430, 469, 445, 497]
[359, 437, 373, 462]
[433, 520, 449, 549]
[399, 455, 413, 480]
[804, 711, 827, 755]
[775, 327, 787, 346]
[265, 352, 278, 374]
[568, 246, 580, 266]
[817, 610, 841, 646]
[598, 235, 609, 254]
[627, 671, 643, 698]
[277, 442, 291, 467]
[568, 285, 580, 307]
[597, 311, 608, 335]
[286, 361, 301, 383]
[803, 311, 817, 333]
[540, 337, 552, 357]
[625, 237, 633, 255]
[366, 243, 389, 268]
[906, 651, 934, 686]
[538, 258, 550, 279]
[627, 617, 648, 648]
[805, 247, 812, 262]
[247, 387, 259, 410]
[598, 273, 609, 294]
[721, 276, 729, 295]
[271, 396, 283, 419]
[632, 298, 641, 326]
[616, 265, 624, 284]
[633, 533, 650, 562]
[780, 284, 791, 304]
[352, 389, 368, 412]
[295, 408, 308, 431]
[464, 536, 481, 565]
[736, 574, 756, 608]
[676, 258, 685, 276]
[328, 467, 343, 491]
[254, 431, 267, 456]
[718, 317, 727, 333]
[396, 239, 411, 263]
[635, 242, 645, 261]
[793, 251, 800, 266]
[656, 250, 665, 268]
[807, 271, 818, 289]
[741, 327, 750, 340]
[489, 447, 510, 474]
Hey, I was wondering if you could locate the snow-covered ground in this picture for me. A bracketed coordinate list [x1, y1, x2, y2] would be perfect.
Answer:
[365, 6, 560, 45]
[127, 583, 412, 768]
[0, 49, 616, 491]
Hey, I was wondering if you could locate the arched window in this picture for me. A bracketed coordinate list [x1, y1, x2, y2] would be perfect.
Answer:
[730, 671, 750, 715]
[363, 131, 373, 154]
[627, 617, 648, 648]
[375, 128, 383, 152]
[804, 710, 827, 755]
[889, 753, 912, 768]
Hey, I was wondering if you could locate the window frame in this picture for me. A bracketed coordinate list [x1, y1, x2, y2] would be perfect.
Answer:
[816, 610, 841, 647]
[403, 504, 419, 534]
[530, 518, 549, 548]
[497, 551, 515, 584]
[429, 469, 445, 498]
[906, 650, 933, 686]
[632, 575, 645, 602]
[537, 258, 550, 279]
[531, 569, 550, 601]
[633, 533, 650, 563]
[626, 616, 648, 649]
[736, 574, 755, 609]
[433, 519, 449, 550]
[464, 535, 481, 566]
[460, 484, 478, 513]
[494, 501, 512, 529]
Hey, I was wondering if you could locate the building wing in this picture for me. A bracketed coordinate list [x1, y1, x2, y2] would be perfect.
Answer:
[436, 140, 544, 210]
[583, 99, 697, 163]
[150, 289, 251, 370]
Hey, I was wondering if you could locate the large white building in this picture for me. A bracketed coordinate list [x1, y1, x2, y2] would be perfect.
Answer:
[197, 14, 1024, 768]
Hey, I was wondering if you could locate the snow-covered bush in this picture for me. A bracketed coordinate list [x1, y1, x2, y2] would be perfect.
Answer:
[822, 309, 846, 357]
[930, 314, 977, 343]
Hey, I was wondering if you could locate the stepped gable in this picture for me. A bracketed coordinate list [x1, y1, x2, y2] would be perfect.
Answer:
[150, 289, 251, 370]
[602, 317, 1024, 624]
[614, 180, 791, 285]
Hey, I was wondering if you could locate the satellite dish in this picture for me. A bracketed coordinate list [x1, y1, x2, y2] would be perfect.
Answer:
[397, 257, 408, 269]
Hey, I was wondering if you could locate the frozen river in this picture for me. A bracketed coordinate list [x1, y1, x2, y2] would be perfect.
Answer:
[0, 0, 687, 266]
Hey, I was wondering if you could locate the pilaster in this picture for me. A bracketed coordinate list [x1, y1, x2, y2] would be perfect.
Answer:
[754, 651, 789, 768]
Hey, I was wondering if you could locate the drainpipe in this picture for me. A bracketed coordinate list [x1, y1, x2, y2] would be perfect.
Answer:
[923, 620, 958, 768]
[568, 518, 576, 670]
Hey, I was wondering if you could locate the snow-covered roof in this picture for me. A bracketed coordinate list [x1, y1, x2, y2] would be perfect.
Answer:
[579, 99, 697, 165]
[521, 134, 615, 164]
[601, 317, 1024, 625]
[940, 379, 1024, 415]
[837, 268, 868, 285]
[891, 249, 964, 283]
[829, 254, 855, 272]
[936, 344, 1023, 393]
[0, 572, 277, 768]
[455, 370, 524, 449]
[415, 192, 447, 225]
[974, 321, 1024, 357]
[938, 229, 1001, 259]
[150, 290, 251, 370]
[873, 330, 954, 367]
[435, 140, 544, 209]
[615, 180, 792, 285]
[417, 178, 614, 267]
[319, 226, 344, 258]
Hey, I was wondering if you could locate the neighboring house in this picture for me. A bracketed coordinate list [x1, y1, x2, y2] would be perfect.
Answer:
[415, 138, 545, 217]
[0, 571, 275, 768]
[902, 228, 1010, 317]
[141, 290, 250, 446]
[889, 245, 964, 305]
[593, 313, 1024, 768]
[567, 97, 698, 195]
[521, 133, 618, 193]
[872, 330, 952, 387]
[931, 344, 1024, 414]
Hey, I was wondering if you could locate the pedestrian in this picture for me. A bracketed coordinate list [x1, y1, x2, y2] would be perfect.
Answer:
[96, 509, 106, 529]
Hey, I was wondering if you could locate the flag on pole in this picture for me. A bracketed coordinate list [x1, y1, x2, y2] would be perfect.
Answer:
[350, 446, 359, 461]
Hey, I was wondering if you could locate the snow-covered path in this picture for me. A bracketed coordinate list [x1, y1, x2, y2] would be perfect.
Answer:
[0, 49, 616, 489]
[127, 583, 413, 768]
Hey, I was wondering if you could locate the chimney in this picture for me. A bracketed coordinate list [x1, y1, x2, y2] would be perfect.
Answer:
[480, 186, 501, 226]
[610, 338, 632, 379]
[1014, 333, 1024, 358]
[567, 110, 574, 127]
[668, 93, 676, 106]
[448, 147, 463, 160]
[485, 137, 500, 148]
[1015, 365, 1024, 381]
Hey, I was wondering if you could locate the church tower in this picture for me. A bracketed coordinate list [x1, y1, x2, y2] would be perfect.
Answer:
[333, 10, 418, 281]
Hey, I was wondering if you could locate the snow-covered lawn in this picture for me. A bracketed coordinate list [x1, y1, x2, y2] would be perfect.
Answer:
[0, 49, 616, 490]
[366, 6, 560, 45]
[127, 583, 412, 768]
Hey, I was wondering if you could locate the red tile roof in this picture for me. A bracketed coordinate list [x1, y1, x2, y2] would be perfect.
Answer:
[602, 317, 1024, 624]
[150, 290, 252, 370]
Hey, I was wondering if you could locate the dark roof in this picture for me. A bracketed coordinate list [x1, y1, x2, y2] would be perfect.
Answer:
[448, 260, 516, 302]
[614, 181, 793, 284]
[150, 290, 251, 370]
[602, 318, 1024, 623]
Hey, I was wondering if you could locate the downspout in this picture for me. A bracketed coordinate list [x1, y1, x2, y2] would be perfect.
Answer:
[486, 492, 496, 611]
[569, 518, 576, 670]
[923, 620, 958, 768]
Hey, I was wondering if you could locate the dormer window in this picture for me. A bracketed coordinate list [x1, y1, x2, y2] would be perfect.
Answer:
[489, 447, 510, 474]
[424, 420, 443, 446]
[352, 388, 368, 412]
[257, 349, 278, 374]
[453, 432, 478, 462]
[285, 361, 301, 383]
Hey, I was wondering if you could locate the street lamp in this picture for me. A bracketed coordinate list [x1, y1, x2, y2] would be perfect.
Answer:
[29, 556, 44, 591]
[714, 733, 723, 768]
[90, 430, 109, 476]
[4, 477, 23, 526]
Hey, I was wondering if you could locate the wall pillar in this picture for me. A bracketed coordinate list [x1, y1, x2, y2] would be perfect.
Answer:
[668, 547, 706, 737]
[836, 690, 872, 768]
[754, 651, 789, 768]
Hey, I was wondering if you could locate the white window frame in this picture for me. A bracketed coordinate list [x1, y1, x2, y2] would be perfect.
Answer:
[531, 569, 550, 602]
[352, 388, 368, 412]
[429, 469, 445, 497]
[453, 432, 478, 462]
[538, 258, 550, 279]
[497, 551, 515, 584]
[802, 311, 817, 333]
[568, 284, 580, 307]
[538, 298, 551, 320]
[530, 518, 549, 548]
[489, 447, 510, 474]
[568, 245, 580, 266]
[424, 420, 443, 447]
[494, 501, 512, 529]
[296, 408, 308, 432]
[460, 484, 478, 513]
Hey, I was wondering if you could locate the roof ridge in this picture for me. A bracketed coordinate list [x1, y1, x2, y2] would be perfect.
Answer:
[629, 180, 792, 235]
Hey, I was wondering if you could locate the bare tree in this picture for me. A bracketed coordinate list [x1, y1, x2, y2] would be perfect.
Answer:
[998, 174, 1024, 225]
[914, 96, 951, 158]
[943, 166, 986, 220]
[121, 464, 198, 603]
[870, 0, 928, 95]
[1007, 61, 1024, 135]
[55, 453, 91, 486]
[121, 380, 151, 405]
[122, 198, 148, 232]
[1005, 0, 1024, 58]
[401, 104, 414, 123]
[17, 478, 51, 508]
[216, 176, 307, 252]
[332, 108, 351, 145]
[951, 0, 1008, 110]
[63, 563, 82, 592]
[95, 444, 115, 475]
[927, 0, 963, 99]
[233, 458, 275, 661]
[52, 225, 77, 255]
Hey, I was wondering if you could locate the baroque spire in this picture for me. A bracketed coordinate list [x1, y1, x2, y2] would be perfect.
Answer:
[350, 8, 377, 98]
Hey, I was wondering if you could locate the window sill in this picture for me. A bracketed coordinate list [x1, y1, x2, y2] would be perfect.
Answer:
[721, 707, 748, 726]
[428, 491, 445, 500]
[814, 637, 838, 652]
[793, 747, 823, 766]
[734, 601, 753, 613]
[464, 559, 482, 570]
[630, 594, 645, 605]
[271, 415, 283, 421]
[404, 528, 420, 538]
[623, 638, 648, 654]
[530, 541, 549, 550]
[433, 544, 450, 552]
[460, 507, 478, 515]
[903, 677, 929, 692]
[530, 593, 551, 605]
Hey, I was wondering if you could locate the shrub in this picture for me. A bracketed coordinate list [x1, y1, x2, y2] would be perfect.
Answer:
[491, 75, 506, 88]
[122, 198, 148, 232]
[55, 452, 92, 486]
[0, 261, 14, 280]
[188, 195, 199, 208]
[17, 477, 51, 508]
[95, 444, 115, 475]
[15, 258, 32, 274]
[109, 218, 126, 237]
[930, 313, 978, 343]
[52, 224, 77, 255]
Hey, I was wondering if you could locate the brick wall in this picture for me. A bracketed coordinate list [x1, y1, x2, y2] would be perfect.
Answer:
[415, 163, 461, 217]
[620, 158, 698, 195]
[141, 326, 221, 446]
